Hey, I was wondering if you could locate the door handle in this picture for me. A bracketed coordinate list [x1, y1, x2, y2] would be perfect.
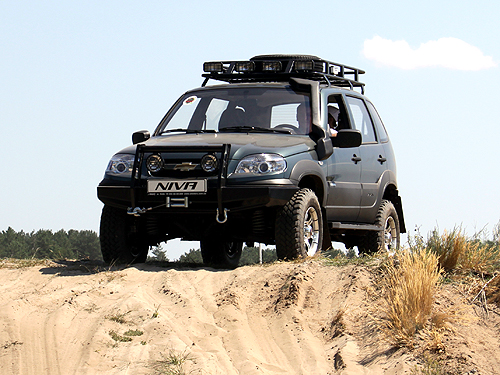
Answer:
[377, 155, 387, 164]
[351, 155, 362, 164]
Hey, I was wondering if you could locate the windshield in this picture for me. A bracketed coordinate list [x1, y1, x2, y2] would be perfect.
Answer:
[158, 86, 311, 135]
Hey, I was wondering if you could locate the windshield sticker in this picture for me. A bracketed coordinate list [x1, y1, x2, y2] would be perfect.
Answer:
[184, 96, 197, 105]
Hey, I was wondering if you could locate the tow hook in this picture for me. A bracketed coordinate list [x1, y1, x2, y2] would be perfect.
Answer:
[216, 208, 228, 224]
[127, 207, 152, 217]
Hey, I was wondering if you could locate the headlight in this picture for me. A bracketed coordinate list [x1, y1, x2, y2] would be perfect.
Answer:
[234, 154, 286, 175]
[106, 154, 135, 175]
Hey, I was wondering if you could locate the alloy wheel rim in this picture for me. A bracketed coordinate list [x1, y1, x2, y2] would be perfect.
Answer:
[303, 206, 320, 256]
[384, 216, 397, 251]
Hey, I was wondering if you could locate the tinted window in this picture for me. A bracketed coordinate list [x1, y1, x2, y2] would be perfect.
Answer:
[158, 87, 311, 135]
[345, 96, 377, 143]
[366, 101, 389, 143]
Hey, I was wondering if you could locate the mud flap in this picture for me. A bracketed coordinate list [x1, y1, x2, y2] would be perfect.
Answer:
[322, 208, 332, 251]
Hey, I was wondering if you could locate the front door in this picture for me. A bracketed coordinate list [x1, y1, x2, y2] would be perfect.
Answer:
[325, 94, 362, 222]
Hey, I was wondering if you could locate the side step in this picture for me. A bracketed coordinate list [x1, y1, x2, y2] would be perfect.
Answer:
[329, 222, 382, 231]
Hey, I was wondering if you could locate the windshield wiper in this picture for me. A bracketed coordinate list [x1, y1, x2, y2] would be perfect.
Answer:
[218, 126, 292, 134]
[161, 128, 216, 134]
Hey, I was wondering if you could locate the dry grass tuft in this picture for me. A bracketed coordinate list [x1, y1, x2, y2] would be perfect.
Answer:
[424, 227, 499, 274]
[459, 241, 499, 274]
[485, 274, 500, 306]
[0, 258, 53, 269]
[106, 310, 131, 324]
[153, 348, 194, 375]
[379, 247, 442, 347]
[426, 228, 467, 272]
[410, 353, 444, 375]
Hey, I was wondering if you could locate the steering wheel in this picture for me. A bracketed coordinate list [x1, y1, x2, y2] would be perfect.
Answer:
[273, 124, 297, 134]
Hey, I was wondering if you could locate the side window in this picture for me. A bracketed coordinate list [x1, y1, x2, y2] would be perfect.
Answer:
[327, 95, 351, 131]
[345, 96, 377, 143]
[366, 101, 389, 143]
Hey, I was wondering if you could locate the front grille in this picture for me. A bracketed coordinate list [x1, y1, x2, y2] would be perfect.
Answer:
[133, 144, 230, 181]
[148, 154, 220, 178]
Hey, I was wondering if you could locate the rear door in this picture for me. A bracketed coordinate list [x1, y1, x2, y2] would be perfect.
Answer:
[345, 96, 388, 223]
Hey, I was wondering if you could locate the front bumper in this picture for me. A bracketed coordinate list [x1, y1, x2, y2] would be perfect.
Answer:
[97, 180, 299, 215]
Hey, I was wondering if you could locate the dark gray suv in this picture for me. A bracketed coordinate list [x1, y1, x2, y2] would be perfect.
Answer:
[97, 54, 406, 267]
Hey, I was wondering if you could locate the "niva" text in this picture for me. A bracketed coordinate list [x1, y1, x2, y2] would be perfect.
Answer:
[154, 181, 200, 191]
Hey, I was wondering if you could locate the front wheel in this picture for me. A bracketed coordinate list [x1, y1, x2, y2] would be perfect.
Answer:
[275, 188, 323, 260]
[358, 200, 400, 255]
[200, 240, 243, 269]
[99, 205, 149, 264]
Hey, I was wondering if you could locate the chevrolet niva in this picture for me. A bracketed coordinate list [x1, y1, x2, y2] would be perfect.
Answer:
[97, 54, 406, 267]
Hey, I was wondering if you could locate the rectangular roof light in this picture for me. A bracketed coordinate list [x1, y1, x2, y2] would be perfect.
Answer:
[294, 60, 314, 71]
[262, 61, 282, 72]
[235, 61, 255, 72]
[203, 62, 224, 72]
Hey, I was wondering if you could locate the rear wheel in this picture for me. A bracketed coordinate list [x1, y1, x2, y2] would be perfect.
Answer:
[200, 239, 243, 269]
[99, 205, 149, 264]
[275, 188, 323, 260]
[358, 200, 400, 255]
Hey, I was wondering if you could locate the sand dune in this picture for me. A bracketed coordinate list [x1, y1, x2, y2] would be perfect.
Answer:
[1, 259, 499, 374]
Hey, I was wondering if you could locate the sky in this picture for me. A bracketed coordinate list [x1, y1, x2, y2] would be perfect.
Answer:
[1, 1, 499, 259]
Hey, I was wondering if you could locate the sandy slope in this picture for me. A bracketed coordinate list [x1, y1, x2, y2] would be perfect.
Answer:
[0, 259, 499, 375]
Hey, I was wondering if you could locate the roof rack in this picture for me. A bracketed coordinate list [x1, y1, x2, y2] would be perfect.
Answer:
[202, 54, 365, 93]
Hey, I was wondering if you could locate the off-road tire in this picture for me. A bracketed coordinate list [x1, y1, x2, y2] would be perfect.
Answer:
[99, 205, 149, 264]
[200, 240, 243, 269]
[358, 200, 400, 255]
[275, 188, 323, 260]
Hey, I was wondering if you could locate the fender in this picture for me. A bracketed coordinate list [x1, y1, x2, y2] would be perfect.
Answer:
[358, 169, 402, 226]
[289, 158, 328, 206]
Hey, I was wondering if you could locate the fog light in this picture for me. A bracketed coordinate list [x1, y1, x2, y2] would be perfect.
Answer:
[146, 154, 163, 173]
[201, 154, 218, 172]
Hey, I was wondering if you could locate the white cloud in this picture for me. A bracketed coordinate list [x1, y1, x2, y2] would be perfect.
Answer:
[363, 36, 497, 71]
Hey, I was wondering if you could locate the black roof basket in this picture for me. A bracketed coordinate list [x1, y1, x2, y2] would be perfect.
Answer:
[202, 54, 365, 93]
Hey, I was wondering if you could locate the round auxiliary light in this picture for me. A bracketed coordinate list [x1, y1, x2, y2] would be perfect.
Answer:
[146, 154, 163, 173]
[201, 154, 218, 173]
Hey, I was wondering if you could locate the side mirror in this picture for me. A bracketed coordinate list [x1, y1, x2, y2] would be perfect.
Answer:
[316, 137, 333, 161]
[132, 130, 150, 145]
[332, 129, 362, 148]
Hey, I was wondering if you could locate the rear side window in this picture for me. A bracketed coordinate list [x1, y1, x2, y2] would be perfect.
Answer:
[345, 96, 377, 143]
[366, 101, 389, 143]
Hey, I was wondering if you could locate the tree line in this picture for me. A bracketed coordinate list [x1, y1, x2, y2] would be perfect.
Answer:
[0, 227, 276, 265]
[0, 227, 101, 260]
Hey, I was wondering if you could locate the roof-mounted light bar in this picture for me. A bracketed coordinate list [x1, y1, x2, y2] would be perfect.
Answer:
[201, 55, 366, 93]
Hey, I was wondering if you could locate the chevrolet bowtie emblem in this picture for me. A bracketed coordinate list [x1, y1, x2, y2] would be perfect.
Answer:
[174, 162, 197, 171]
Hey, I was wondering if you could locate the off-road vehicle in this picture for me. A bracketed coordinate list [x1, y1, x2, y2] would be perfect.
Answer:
[97, 54, 406, 267]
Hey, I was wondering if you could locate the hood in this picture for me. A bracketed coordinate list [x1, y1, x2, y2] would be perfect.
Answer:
[118, 133, 315, 160]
